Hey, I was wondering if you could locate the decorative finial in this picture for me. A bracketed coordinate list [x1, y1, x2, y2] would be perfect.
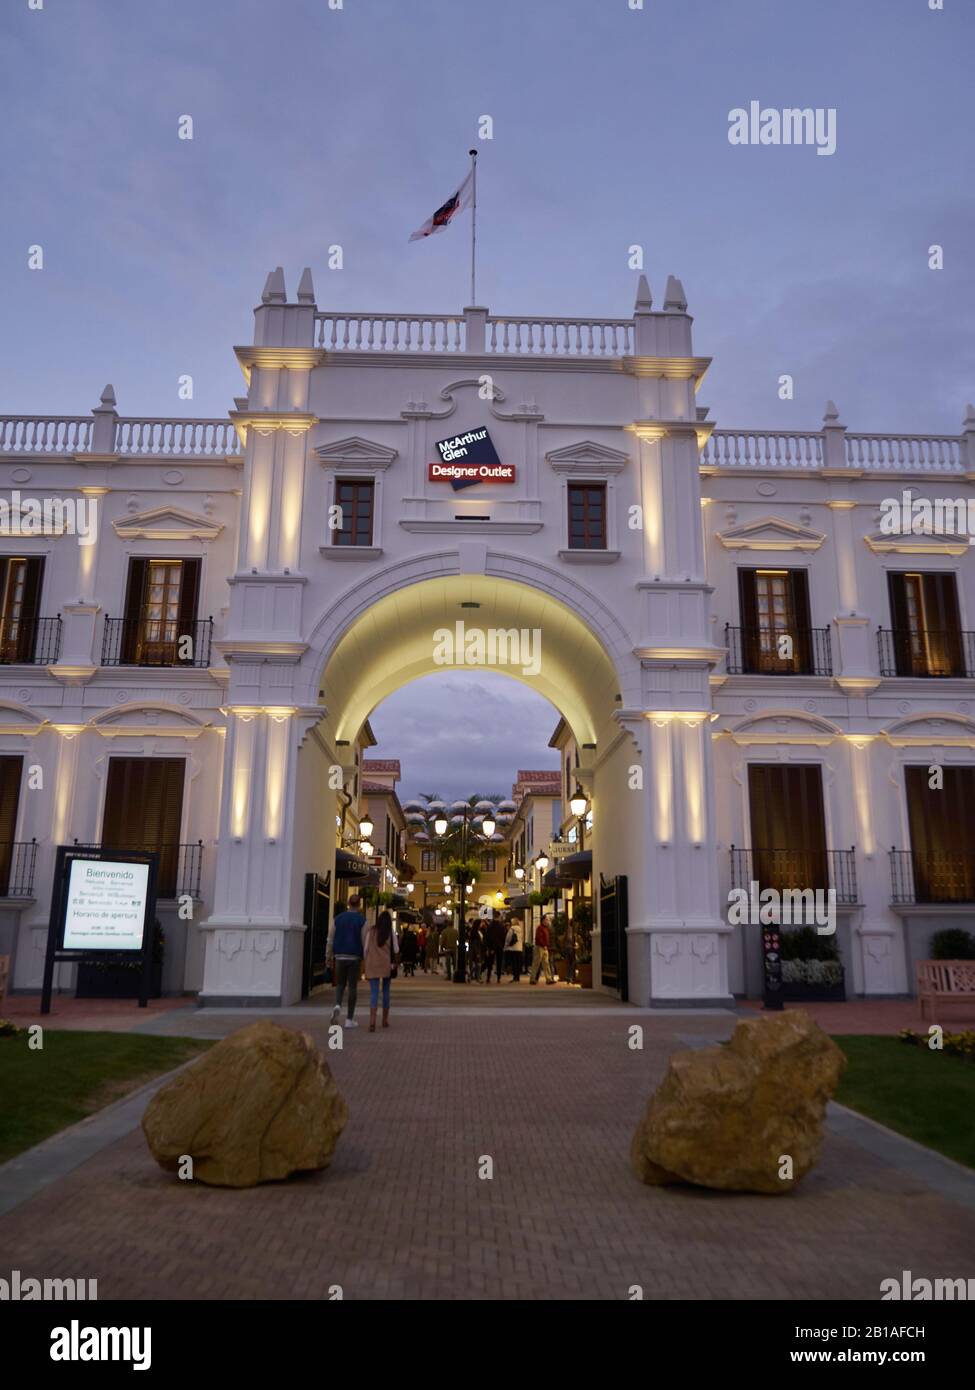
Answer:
[297, 267, 316, 304]
[663, 275, 687, 312]
[634, 274, 653, 312]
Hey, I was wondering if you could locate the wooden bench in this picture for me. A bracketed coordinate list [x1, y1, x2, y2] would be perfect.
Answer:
[916, 960, 975, 1023]
[0, 954, 10, 1014]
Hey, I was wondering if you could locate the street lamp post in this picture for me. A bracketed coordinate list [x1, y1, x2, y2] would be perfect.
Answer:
[429, 800, 497, 983]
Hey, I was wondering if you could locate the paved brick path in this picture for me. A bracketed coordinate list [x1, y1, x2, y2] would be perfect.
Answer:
[2, 997, 974, 1300]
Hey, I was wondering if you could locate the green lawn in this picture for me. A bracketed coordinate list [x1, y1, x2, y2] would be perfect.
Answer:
[0, 1030, 212, 1164]
[833, 1035, 975, 1170]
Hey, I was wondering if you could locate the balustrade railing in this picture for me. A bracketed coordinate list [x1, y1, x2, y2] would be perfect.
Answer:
[845, 433, 962, 472]
[101, 616, 213, 668]
[485, 316, 633, 356]
[890, 849, 975, 905]
[877, 628, 975, 679]
[730, 847, 859, 905]
[0, 615, 62, 665]
[114, 418, 240, 456]
[0, 839, 38, 897]
[316, 314, 466, 352]
[0, 416, 92, 453]
[702, 430, 824, 469]
[724, 624, 832, 676]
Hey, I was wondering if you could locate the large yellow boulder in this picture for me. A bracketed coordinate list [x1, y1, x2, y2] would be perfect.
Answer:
[631, 1011, 846, 1194]
[142, 1021, 347, 1188]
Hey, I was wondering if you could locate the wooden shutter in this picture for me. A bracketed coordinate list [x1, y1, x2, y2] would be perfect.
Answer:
[0, 756, 23, 895]
[748, 763, 827, 891]
[12, 557, 43, 662]
[906, 765, 975, 901]
[121, 559, 149, 664]
[738, 569, 760, 671]
[923, 573, 962, 676]
[176, 558, 202, 664]
[103, 758, 185, 895]
[789, 570, 812, 673]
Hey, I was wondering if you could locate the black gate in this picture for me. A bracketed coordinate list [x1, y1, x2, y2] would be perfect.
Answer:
[301, 870, 331, 999]
[599, 873, 628, 1000]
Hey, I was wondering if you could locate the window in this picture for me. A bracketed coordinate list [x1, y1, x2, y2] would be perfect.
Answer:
[887, 572, 964, 677]
[483, 852, 496, 873]
[121, 558, 201, 665]
[102, 757, 186, 897]
[421, 849, 438, 872]
[738, 569, 812, 674]
[747, 763, 828, 893]
[905, 765, 975, 901]
[567, 482, 606, 549]
[333, 479, 375, 546]
[0, 557, 44, 663]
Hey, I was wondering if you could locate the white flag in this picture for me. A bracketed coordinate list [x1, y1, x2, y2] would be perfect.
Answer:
[409, 168, 474, 242]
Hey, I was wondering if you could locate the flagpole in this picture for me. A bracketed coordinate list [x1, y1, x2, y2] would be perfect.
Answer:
[469, 148, 478, 305]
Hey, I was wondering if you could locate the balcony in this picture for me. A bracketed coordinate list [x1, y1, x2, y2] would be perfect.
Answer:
[730, 847, 859, 905]
[0, 840, 38, 897]
[878, 628, 975, 679]
[890, 849, 975, 905]
[73, 841, 204, 899]
[0, 616, 62, 665]
[101, 617, 213, 668]
[313, 310, 635, 356]
[724, 625, 833, 677]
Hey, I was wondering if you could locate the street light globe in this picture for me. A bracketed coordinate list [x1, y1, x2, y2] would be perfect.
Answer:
[443, 874, 451, 885]
[514, 866, 525, 880]
[359, 816, 374, 838]
[481, 816, 496, 838]
[406, 882, 414, 893]
[433, 816, 448, 836]
[536, 854, 550, 872]
[569, 788, 588, 818]
[360, 841, 374, 857]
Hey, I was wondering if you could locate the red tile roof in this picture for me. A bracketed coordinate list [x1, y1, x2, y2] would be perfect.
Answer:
[515, 770, 560, 781]
[363, 759, 401, 774]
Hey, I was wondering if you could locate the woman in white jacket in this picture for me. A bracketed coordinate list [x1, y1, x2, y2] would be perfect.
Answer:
[504, 916, 525, 983]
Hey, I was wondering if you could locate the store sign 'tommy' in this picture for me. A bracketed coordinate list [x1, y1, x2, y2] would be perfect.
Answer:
[428, 427, 516, 491]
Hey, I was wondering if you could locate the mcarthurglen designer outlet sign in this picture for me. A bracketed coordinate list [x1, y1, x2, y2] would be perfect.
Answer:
[428, 427, 515, 490]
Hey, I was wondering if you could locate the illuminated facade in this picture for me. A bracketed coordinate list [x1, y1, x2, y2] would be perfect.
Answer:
[2, 267, 974, 1006]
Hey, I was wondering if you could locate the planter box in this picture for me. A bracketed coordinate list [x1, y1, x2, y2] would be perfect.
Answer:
[555, 959, 568, 981]
[576, 962, 592, 989]
[781, 978, 846, 1002]
[76, 962, 163, 1000]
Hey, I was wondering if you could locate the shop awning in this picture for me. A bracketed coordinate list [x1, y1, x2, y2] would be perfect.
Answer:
[335, 849, 374, 879]
[504, 894, 531, 909]
[560, 850, 593, 879]
[543, 868, 575, 889]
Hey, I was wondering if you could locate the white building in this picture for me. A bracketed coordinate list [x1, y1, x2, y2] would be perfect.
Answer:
[2, 268, 973, 1007]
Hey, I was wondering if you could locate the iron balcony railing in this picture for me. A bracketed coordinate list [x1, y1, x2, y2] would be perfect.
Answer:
[878, 628, 975, 678]
[0, 615, 62, 665]
[730, 847, 859, 906]
[0, 839, 38, 896]
[101, 617, 213, 668]
[72, 840, 204, 899]
[724, 625, 833, 676]
[889, 849, 975, 905]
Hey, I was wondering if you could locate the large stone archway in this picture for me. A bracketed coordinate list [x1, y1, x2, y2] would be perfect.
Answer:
[199, 556, 731, 1010]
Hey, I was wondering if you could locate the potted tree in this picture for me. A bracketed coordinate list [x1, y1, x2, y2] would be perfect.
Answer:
[76, 920, 165, 1000]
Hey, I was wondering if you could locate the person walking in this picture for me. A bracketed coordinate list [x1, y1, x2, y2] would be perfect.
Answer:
[426, 922, 440, 976]
[530, 913, 556, 985]
[505, 916, 525, 982]
[327, 893, 367, 1029]
[441, 918, 459, 979]
[484, 913, 507, 983]
[363, 908, 398, 1032]
[417, 923, 427, 972]
[467, 916, 482, 981]
[400, 925, 418, 977]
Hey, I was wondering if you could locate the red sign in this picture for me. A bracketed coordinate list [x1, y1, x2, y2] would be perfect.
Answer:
[428, 462, 516, 484]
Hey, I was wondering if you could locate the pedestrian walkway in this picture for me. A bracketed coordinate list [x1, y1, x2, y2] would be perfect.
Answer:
[1, 1001, 974, 1299]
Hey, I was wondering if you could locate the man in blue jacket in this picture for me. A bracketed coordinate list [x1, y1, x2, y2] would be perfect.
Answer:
[327, 894, 367, 1029]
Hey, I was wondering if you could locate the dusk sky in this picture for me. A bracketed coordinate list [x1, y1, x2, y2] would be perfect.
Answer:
[3, 0, 971, 800]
